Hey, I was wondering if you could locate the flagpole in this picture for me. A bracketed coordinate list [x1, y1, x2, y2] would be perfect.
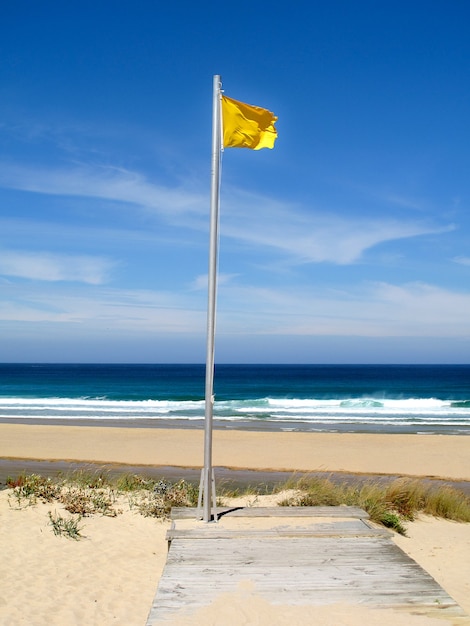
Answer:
[202, 74, 222, 522]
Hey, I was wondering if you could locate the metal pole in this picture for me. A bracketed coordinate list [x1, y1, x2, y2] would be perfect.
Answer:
[202, 74, 222, 522]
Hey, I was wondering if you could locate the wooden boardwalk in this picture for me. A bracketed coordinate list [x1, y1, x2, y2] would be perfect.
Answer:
[146, 506, 467, 624]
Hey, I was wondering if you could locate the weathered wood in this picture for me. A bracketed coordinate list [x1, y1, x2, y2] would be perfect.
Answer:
[146, 508, 468, 624]
[166, 519, 390, 541]
[171, 505, 370, 519]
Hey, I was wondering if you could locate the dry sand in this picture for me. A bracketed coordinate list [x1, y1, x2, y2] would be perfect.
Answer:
[1, 424, 469, 480]
[0, 490, 168, 626]
[0, 425, 469, 625]
[0, 490, 469, 626]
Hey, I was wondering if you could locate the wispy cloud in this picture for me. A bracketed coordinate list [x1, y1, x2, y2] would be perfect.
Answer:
[346, 181, 427, 212]
[215, 280, 470, 337]
[221, 188, 453, 264]
[0, 284, 206, 332]
[0, 161, 453, 267]
[453, 256, 470, 266]
[1, 280, 469, 339]
[190, 273, 238, 291]
[0, 250, 116, 284]
[0, 162, 207, 216]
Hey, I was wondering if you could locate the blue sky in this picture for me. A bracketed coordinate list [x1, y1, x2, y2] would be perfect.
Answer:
[1, 1, 470, 363]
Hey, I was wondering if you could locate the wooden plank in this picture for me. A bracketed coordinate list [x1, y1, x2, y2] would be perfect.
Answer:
[166, 520, 390, 541]
[163, 536, 423, 567]
[146, 510, 468, 625]
[171, 505, 369, 519]
[149, 538, 465, 621]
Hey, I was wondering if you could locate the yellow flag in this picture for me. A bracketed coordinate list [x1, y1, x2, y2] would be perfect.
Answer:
[221, 95, 278, 150]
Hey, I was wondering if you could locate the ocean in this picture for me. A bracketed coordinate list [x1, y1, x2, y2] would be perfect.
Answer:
[0, 363, 469, 435]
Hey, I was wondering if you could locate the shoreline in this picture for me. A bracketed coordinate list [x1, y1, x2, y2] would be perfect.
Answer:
[1, 416, 469, 436]
[1, 423, 469, 481]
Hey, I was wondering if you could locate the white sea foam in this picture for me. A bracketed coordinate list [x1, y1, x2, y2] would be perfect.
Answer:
[0, 396, 469, 432]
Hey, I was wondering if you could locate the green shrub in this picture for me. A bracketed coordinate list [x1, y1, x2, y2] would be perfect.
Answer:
[59, 487, 118, 517]
[48, 511, 83, 540]
[7, 474, 60, 508]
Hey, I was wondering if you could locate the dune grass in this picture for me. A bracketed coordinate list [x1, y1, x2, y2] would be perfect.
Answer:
[273, 476, 470, 535]
[4, 471, 470, 537]
[48, 510, 84, 540]
[5, 470, 198, 538]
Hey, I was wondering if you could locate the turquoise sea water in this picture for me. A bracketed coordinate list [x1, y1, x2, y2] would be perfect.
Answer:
[0, 364, 469, 434]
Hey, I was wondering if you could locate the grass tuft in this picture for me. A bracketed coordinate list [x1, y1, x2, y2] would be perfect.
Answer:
[278, 476, 470, 535]
[61, 469, 111, 489]
[130, 479, 198, 517]
[379, 512, 408, 535]
[7, 473, 61, 508]
[48, 511, 83, 540]
[6, 472, 199, 535]
[115, 473, 153, 491]
[59, 486, 119, 517]
[6, 471, 470, 537]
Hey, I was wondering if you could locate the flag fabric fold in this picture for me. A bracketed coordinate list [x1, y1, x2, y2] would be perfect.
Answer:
[221, 95, 278, 150]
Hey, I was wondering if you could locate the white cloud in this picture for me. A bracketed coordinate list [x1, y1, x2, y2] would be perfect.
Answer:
[0, 161, 453, 267]
[0, 284, 206, 333]
[0, 162, 207, 216]
[453, 256, 470, 266]
[190, 273, 238, 291]
[214, 280, 470, 338]
[1, 280, 469, 339]
[221, 188, 453, 264]
[0, 250, 116, 284]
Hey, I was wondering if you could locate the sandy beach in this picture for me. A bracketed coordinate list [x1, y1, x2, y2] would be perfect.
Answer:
[0, 424, 469, 625]
[1, 424, 470, 480]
